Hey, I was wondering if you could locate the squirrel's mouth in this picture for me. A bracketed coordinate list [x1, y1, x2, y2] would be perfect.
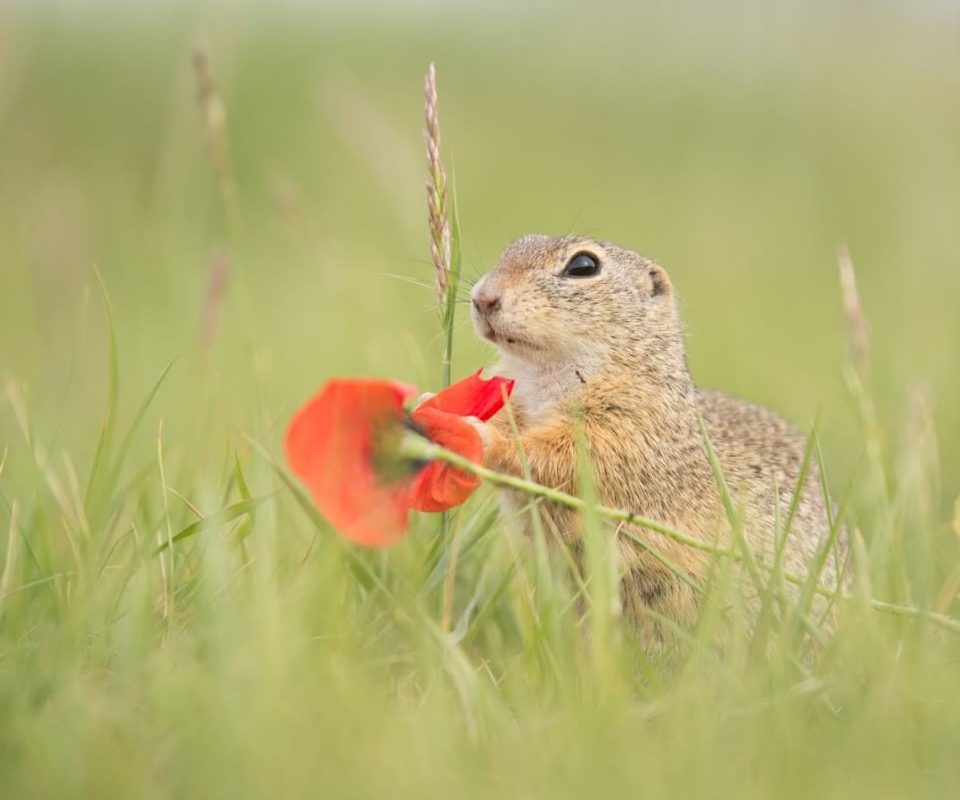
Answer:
[479, 320, 534, 351]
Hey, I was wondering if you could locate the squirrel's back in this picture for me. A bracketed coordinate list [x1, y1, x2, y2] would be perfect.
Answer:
[698, 389, 841, 585]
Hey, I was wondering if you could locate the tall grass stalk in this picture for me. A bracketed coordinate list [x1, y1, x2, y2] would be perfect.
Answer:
[0, 502, 19, 623]
[192, 47, 242, 354]
[424, 63, 461, 390]
[193, 48, 241, 238]
[423, 63, 463, 552]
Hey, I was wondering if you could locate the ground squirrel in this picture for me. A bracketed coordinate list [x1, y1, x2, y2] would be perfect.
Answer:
[470, 234, 842, 645]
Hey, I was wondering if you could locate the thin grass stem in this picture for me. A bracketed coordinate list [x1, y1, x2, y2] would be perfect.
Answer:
[401, 435, 960, 635]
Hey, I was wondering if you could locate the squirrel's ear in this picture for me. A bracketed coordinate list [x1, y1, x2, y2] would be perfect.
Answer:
[647, 264, 672, 298]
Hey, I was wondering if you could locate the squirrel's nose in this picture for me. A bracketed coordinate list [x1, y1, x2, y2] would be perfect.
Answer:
[472, 283, 502, 316]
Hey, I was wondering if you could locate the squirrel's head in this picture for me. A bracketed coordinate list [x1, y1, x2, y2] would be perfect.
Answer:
[471, 234, 681, 372]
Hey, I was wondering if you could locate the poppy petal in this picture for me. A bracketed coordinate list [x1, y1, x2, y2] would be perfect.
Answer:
[408, 406, 483, 512]
[418, 369, 515, 421]
[285, 379, 418, 547]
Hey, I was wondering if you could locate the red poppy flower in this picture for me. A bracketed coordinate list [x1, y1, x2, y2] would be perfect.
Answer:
[408, 369, 514, 512]
[284, 370, 514, 547]
[285, 379, 417, 547]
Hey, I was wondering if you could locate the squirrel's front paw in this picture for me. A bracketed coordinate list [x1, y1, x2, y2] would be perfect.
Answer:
[413, 391, 436, 407]
[463, 416, 494, 451]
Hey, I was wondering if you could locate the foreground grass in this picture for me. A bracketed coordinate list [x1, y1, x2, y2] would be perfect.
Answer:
[1, 351, 960, 798]
[3, 251, 960, 796]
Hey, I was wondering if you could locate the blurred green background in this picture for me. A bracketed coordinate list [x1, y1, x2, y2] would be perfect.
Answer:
[2, 0, 959, 495]
[2, 2, 960, 797]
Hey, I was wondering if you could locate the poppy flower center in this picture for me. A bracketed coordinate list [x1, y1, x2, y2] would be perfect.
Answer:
[368, 414, 422, 485]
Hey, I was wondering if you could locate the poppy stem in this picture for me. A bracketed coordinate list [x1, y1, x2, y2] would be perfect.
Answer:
[400, 434, 960, 636]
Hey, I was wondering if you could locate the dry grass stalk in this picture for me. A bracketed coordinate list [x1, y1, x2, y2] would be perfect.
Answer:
[193, 47, 240, 232]
[837, 245, 888, 505]
[0, 501, 20, 622]
[198, 249, 231, 348]
[837, 245, 870, 380]
[424, 63, 450, 311]
[192, 47, 242, 349]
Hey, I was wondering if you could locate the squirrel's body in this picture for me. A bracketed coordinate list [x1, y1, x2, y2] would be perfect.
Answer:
[471, 235, 840, 645]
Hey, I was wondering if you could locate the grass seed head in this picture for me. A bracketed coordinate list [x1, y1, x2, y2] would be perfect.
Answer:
[424, 63, 450, 311]
[837, 245, 870, 380]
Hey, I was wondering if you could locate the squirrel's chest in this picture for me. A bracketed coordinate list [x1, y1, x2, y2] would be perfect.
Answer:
[503, 360, 584, 424]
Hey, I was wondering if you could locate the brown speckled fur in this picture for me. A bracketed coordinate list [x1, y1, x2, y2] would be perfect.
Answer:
[470, 234, 842, 647]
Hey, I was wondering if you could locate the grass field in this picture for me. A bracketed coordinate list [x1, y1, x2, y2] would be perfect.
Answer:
[2, 2, 960, 797]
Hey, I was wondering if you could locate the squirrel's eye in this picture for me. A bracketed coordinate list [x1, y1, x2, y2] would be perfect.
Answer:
[562, 252, 600, 278]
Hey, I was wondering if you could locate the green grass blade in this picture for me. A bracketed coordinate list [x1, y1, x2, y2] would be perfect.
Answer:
[441, 167, 463, 390]
[97, 358, 178, 516]
[84, 268, 120, 511]
[154, 495, 272, 554]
